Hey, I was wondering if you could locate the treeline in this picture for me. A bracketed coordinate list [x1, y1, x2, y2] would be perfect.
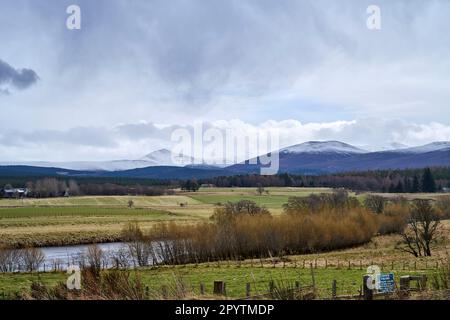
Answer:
[197, 167, 449, 193]
[6, 178, 174, 197]
[2, 166, 450, 196]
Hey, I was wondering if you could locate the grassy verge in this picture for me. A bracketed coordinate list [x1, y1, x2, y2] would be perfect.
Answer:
[0, 265, 441, 299]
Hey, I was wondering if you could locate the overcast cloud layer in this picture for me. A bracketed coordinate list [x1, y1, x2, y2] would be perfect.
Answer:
[0, 0, 449, 161]
[1, 119, 450, 162]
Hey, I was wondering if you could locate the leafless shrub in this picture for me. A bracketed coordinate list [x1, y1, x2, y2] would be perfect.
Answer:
[283, 190, 359, 215]
[269, 278, 314, 300]
[86, 244, 104, 275]
[364, 195, 386, 214]
[0, 246, 22, 272]
[435, 196, 450, 219]
[377, 204, 409, 234]
[27, 269, 146, 300]
[121, 222, 152, 267]
[147, 207, 379, 264]
[29, 282, 70, 300]
[108, 246, 131, 269]
[100, 269, 146, 300]
[21, 247, 45, 272]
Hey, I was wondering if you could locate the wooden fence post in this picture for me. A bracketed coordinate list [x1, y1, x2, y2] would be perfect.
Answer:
[332, 280, 337, 299]
[246, 283, 251, 298]
[213, 281, 225, 295]
[400, 276, 410, 292]
[200, 283, 205, 295]
[362, 276, 373, 300]
[269, 280, 274, 294]
[161, 285, 168, 299]
[310, 263, 316, 292]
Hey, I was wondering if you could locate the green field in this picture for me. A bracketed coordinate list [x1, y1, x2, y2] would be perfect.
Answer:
[0, 187, 448, 247]
[0, 264, 440, 300]
[0, 220, 448, 299]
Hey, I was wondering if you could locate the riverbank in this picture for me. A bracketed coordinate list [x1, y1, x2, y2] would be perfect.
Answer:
[1, 191, 447, 248]
[0, 231, 448, 300]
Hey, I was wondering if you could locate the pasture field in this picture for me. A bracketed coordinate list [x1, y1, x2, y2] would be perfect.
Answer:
[0, 228, 448, 299]
[0, 266, 439, 299]
[0, 187, 448, 247]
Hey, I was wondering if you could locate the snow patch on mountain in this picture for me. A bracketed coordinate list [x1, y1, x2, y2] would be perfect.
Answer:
[280, 141, 368, 154]
[141, 149, 194, 166]
[392, 141, 450, 154]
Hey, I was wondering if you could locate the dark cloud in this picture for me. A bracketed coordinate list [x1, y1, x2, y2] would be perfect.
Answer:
[0, 59, 39, 92]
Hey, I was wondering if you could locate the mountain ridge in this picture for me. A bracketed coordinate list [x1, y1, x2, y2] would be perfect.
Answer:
[1, 141, 450, 178]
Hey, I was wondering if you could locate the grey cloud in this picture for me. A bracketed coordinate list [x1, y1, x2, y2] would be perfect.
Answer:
[1, 118, 450, 161]
[0, 127, 117, 148]
[115, 123, 181, 141]
[0, 59, 39, 92]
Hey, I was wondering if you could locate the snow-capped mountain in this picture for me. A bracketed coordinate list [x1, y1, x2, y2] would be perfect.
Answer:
[392, 141, 450, 154]
[0, 149, 195, 171]
[228, 140, 450, 174]
[280, 141, 368, 154]
[2, 141, 450, 177]
[140, 149, 194, 166]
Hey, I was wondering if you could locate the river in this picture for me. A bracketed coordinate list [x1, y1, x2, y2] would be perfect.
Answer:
[39, 242, 128, 270]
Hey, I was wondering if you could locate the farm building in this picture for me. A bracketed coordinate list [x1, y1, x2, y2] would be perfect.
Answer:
[1, 187, 29, 198]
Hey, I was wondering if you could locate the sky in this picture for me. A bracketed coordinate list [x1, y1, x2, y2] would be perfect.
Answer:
[1, 0, 450, 161]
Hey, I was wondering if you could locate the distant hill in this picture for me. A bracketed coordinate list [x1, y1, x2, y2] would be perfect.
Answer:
[0, 149, 196, 171]
[1, 141, 450, 179]
[0, 165, 94, 177]
[228, 141, 450, 174]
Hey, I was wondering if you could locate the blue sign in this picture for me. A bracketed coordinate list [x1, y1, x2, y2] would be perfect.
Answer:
[377, 273, 395, 293]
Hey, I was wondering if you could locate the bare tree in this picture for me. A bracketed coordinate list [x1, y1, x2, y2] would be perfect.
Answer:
[399, 199, 441, 257]
[256, 184, 265, 196]
[86, 244, 104, 274]
[0, 246, 22, 272]
[68, 180, 81, 196]
[121, 222, 151, 266]
[21, 247, 45, 272]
